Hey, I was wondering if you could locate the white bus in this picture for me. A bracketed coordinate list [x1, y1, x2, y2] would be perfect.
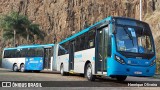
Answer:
[2, 44, 54, 72]
[52, 16, 156, 81]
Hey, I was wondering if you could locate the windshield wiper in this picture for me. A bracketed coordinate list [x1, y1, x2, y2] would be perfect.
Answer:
[123, 26, 134, 46]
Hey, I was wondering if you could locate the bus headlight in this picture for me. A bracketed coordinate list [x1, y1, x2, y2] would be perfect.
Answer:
[150, 59, 156, 66]
[115, 55, 125, 64]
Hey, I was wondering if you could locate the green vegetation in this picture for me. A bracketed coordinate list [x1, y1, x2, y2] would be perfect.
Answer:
[153, 74, 160, 79]
[0, 11, 44, 46]
[156, 54, 160, 74]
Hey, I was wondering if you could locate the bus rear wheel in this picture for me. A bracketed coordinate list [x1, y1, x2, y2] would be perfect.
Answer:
[13, 64, 18, 72]
[20, 64, 25, 72]
[116, 76, 127, 81]
[85, 63, 95, 81]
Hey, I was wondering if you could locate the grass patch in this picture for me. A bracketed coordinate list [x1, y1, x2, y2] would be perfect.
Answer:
[153, 74, 160, 79]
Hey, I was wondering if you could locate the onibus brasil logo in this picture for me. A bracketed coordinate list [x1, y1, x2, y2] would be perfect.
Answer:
[2, 82, 42, 87]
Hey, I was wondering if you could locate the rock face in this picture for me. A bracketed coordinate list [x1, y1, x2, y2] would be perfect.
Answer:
[0, 0, 160, 50]
[0, 0, 158, 41]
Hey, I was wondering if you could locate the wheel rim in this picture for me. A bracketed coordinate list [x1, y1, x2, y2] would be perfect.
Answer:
[21, 65, 24, 72]
[87, 66, 92, 79]
[61, 66, 63, 74]
[14, 65, 17, 71]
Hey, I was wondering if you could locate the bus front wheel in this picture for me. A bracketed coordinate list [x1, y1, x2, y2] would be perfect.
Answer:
[20, 64, 25, 72]
[85, 63, 95, 81]
[116, 76, 127, 81]
[60, 64, 68, 76]
[13, 64, 18, 72]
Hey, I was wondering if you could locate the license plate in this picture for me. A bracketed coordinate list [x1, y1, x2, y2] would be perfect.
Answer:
[134, 71, 142, 74]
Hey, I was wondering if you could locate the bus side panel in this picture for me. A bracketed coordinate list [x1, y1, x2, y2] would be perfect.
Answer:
[57, 54, 69, 72]
[74, 48, 95, 74]
[63, 55, 69, 72]
[2, 58, 14, 69]
[25, 57, 43, 70]
[2, 58, 25, 70]
[17, 58, 25, 69]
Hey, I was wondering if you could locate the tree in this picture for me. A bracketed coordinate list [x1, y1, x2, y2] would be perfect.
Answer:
[0, 12, 25, 46]
[0, 11, 44, 46]
[21, 17, 44, 44]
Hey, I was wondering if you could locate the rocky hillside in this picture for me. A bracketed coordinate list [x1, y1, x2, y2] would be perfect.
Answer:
[0, 0, 160, 61]
[0, 0, 159, 42]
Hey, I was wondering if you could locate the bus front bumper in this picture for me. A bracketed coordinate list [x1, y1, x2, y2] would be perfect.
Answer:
[108, 64, 156, 77]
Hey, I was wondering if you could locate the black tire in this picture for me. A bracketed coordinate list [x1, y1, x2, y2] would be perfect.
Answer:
[80, 74, 85, 77]
[13, 64, 18, 72]
[85, 63, 95, 81]
[60, 64, 67, 76]
[116, 76, 127, 81]
[20, 64, 25, 72]
[34, 70, 40, 73]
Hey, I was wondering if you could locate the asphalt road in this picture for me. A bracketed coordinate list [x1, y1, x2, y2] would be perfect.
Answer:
[0, 68, 160, 90]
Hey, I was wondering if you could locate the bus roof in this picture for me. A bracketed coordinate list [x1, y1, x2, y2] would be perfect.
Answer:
[17, 44, 44, 48]
[4, 47, 17, 50]
[4, 44, 54, 50]
[59, 16, 112, 44]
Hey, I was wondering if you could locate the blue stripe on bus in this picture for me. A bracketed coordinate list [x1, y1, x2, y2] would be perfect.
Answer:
[92, 57, 95, 61]
[74, 54, 82, 58]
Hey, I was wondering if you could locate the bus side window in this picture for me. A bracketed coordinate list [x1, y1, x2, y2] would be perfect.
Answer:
[31, 48, 35, 57]
[23, 49, 26, 57]
[15, 49, 20, 57]
[58, 47, 61, 56]
[34, 48, 38, 57]
[58, 44, 68, 56]
[89, 40, 94, 47]
[75, 37, 81, 52]
[6, 50, 12, 58]
[64, 42, 69, 54]
[80, 34, 87, 50]
[28, 48, 33, 57]
[58, 47, 63, 56]
[4, 50, 8, 58]
[21, 48, 27, 57]
[37, 48, 43, 57]
[88, 30, 95, 48]
[10, 50, 15, 58]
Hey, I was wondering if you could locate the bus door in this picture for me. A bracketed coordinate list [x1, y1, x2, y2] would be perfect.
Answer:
[69, 41, 75, 71]
[96, 26, 109, 74]
[44, 48, 52, 70]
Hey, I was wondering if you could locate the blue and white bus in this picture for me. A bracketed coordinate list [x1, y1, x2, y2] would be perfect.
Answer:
[2, 44, 54, 72]
[53, 16, 156, 81]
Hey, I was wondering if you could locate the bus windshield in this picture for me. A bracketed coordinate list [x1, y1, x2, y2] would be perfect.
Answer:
[115, 25, 154, 54]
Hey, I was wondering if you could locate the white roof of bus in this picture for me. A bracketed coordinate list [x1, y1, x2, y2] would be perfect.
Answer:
[4, 44, 54, 50]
